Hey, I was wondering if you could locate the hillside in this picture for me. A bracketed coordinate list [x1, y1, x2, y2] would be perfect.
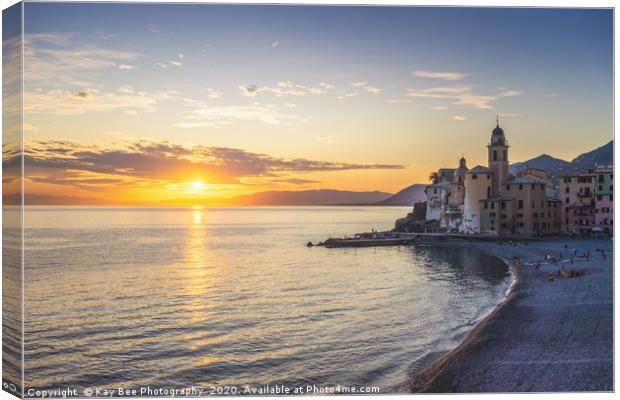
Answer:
[510, 154, 570, 177]
[375, 184, 426, 206]
[511, 140, 613, 178]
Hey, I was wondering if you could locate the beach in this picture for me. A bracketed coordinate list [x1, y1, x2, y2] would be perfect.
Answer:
[411, 238, 613, 393]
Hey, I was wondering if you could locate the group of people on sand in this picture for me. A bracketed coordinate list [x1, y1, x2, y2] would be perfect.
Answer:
[526, 244, 608, 282]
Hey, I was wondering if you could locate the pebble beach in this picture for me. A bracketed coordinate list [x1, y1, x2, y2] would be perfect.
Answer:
[411, 238, 613, 393]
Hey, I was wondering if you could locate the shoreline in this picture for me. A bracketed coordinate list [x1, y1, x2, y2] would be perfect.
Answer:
[409, 238, 613, 393]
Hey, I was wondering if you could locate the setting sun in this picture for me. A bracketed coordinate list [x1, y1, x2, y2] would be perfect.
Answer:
[192, 181, 205, 190]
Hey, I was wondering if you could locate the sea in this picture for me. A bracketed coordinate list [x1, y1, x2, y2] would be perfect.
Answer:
[5, 206, 511, 395]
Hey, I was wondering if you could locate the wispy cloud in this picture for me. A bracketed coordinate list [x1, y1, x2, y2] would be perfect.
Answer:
[363, 85, 381, 94]
[24, 86, 178, 115]
[385, 99, 412, 104]
[118, 64, 135, 70]
[337, 92, 358, 99]
[413, 70, 469, 81]
[315, 135, 334, 144]
[239, 81, 334, 97]
[169, 60, 182, 67]
[452, 115, 468, 121]
[23, 33, 142, 88]
[541, 92, 559, 97]
[406, 84, 522, 110]
[270, 178, 321, 185]
[271, 41, 280, 48]
[204, 88, 223, 98]
[176, 105, 298, 128]
[498, 89, 523, 97]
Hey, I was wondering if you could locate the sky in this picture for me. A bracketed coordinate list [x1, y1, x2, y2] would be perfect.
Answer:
[7, 3, 614, 204]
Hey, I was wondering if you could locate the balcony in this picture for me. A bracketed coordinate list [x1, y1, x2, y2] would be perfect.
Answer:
[577, 192, 593, 198]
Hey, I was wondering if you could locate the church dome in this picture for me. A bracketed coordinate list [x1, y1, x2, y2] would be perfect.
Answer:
[454, 155, 468, 176]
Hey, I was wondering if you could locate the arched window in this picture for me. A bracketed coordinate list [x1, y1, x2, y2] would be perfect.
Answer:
[503, 150, 507, 161]
[487, 186, 491, 198]
[493, 150, 497, 161]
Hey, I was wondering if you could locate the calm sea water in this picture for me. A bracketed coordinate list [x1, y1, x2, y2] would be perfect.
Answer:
[20, 206, 510, 394]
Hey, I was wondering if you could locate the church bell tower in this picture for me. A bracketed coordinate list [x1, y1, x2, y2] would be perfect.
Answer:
[487, 116, 509, 196]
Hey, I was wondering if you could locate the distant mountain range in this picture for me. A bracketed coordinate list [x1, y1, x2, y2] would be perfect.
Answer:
[165, 189, 394, 206]
[510, 140, 613, 178]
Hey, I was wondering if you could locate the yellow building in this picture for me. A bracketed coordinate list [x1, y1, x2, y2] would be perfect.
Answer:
[426, 119, 562, 236]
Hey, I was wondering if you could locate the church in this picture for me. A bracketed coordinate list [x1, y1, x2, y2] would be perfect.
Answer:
[425, 119, 562, 236]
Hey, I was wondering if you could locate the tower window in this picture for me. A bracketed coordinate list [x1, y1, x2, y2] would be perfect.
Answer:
[487, 186, 490, 198]
[503, 150, 507, 161]
[493, 150, 497, 161]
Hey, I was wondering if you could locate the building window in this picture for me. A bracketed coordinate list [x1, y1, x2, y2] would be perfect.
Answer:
[433, 188, 437, 194]
[491, 202, 495, 209]
[503, 150, 507, 160]
[484, 202, 488, 209]
[506, 184, 510, 190]
[599, 174, 604, 183]
[519, 184, 523, 190]
[487, 187, 490, 198]
[518, 200, 523, 209]
[501, 202, 506, 209]
[472, 174, 477, 180]
[493, 150, 497, 161]
[565, 187, 569, 193]
[599, 185, 603, 191]
[487, 174, 490, 179]
[565, 197, 569, 204]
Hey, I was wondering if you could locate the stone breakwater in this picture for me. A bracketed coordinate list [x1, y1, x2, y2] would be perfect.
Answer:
[410, 238, 613, 393]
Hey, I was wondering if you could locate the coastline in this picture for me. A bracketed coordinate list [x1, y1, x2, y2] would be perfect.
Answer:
[409, 238, 613, 393]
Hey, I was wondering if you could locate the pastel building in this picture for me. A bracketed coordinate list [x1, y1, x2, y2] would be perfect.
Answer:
[560, 171, 596, 235]
[594, 164, 613, 235]
[426, 119, 562, 236]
